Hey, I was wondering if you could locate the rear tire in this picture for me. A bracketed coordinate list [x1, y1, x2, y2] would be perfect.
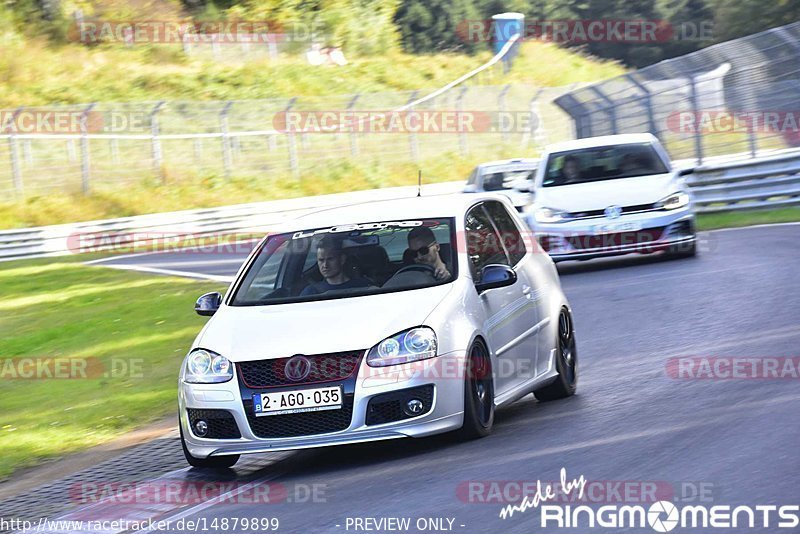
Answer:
[457, 340, 495, 440]
[180, 418, 240, 469]
[534, 309, 578, 401]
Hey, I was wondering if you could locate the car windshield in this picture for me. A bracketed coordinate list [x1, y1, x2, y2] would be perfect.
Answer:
[542, 143, 668, 187]
[231, 218, 457, 306]
[481, 167, 536, 191]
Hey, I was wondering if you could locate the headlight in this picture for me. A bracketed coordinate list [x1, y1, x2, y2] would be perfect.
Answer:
[656, 191, 690, 210]
[535, 206, 572, 223]
[367, 327, 438, 367]
[183, 349, 233, 383]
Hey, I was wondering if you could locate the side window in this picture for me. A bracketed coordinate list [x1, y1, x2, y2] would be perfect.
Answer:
[484, 201, 527, 265]
[240, 240, 289, 300]
[466, 168, 478, 186]
[465, 204, 509, 279]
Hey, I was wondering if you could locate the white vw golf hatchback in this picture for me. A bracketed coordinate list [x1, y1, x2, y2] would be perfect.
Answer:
[179, 194, 576, 468]
[530, 133, 697, 261]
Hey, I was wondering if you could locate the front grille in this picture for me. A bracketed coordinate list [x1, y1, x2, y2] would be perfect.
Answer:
[237, 351, 363, 389]
[242, 396, 354, 438]
[366, 385, 435, 426]
[187, 409, 241, 439]
[567, 227, 665, 250]
[569, 203, 658, 219]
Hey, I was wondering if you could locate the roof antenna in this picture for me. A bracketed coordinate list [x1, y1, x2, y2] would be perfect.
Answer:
[417, 169, 422, 197]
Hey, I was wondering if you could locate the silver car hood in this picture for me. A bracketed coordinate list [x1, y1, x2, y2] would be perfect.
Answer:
[195, 284, 454, 362]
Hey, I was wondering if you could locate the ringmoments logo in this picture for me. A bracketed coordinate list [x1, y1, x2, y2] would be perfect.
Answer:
[498, 469, 800, 531]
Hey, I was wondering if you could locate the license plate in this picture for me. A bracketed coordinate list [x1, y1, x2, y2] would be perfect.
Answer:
[592, 222, 642, 234]
[253, 386, 342, 417]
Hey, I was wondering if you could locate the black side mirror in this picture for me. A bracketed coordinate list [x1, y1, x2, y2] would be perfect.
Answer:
[475, 264, 517, 293]
[195, 292, 222, 316]
[677, 167, 695, 177]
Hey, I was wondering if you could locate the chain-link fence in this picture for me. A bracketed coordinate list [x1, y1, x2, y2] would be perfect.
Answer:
[554, 21, 800, 164]
[0, 82, 578, 198]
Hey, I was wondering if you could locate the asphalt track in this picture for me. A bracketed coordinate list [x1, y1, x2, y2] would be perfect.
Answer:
[10, 224, 800, 533]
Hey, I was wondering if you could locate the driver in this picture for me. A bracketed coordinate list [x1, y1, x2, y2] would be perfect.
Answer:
[301, 235, 371, 296]
[407, 226, 451, 281]
[560, 155, 582, 184]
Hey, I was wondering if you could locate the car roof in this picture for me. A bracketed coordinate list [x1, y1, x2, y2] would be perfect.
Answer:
[544, 133, 658, 154]
[476, 158, 539, 170]
[275, 193, 510, 232]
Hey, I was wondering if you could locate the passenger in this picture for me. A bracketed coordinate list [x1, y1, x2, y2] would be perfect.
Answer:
[301, 236, 371, 296]
[407, 226, 451, 281]
[620, 153, 648, 175]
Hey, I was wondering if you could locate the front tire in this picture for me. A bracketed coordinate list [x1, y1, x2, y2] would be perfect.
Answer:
[180, 419, 240, 469]
[457, 340, 495, 439]
[534, 309, 577, 401]
[667, 239, 697, 259]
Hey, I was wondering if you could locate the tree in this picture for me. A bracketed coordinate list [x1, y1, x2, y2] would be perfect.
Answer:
[709, 0, 800, 41]
[394, 0, 480, 53]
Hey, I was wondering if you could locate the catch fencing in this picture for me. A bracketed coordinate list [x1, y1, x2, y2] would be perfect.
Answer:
[554, 21, 800, 165]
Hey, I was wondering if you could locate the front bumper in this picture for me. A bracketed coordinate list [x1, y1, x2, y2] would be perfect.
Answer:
[179, 352, 466, 459]
[534, 207, 696, 262]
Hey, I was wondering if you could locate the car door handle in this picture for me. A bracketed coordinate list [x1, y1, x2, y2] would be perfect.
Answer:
[522, 285, 532, 295]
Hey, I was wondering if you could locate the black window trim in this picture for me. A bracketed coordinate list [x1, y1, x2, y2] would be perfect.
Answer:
[464, 201, 513, 281]
[481, 200, 528, 268]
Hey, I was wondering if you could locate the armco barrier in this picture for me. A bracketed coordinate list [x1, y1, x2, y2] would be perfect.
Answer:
[0, 181, 464, 261]
[688, 150, 800, 213]
[2, 149, 800, 261]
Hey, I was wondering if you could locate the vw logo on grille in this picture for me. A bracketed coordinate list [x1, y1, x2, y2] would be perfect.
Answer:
[604, 205, 623, 219]
[285, 355, 312, 381]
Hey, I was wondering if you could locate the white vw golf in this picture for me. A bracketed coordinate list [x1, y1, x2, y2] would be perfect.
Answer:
[529, 134, 697, 261]
[179, 194, 576, 468]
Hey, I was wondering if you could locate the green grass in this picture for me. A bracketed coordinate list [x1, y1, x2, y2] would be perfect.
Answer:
[0, 144, 527, 228]
[0, 40, 625, 108]
[697, 206, 800, 230]
[0, 256, 225, 480]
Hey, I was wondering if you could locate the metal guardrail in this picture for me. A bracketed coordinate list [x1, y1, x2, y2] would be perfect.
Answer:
[2, 150, 799, 261]
[688, 150, 800, 213]
[0, 181, 464, 261]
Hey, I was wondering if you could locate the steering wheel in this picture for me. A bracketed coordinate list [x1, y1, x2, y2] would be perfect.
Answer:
[393, 263, 437, 277]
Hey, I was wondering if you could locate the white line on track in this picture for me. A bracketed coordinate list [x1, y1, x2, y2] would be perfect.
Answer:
[83, 238, 259, 265]
[86, 263, 234, 283]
